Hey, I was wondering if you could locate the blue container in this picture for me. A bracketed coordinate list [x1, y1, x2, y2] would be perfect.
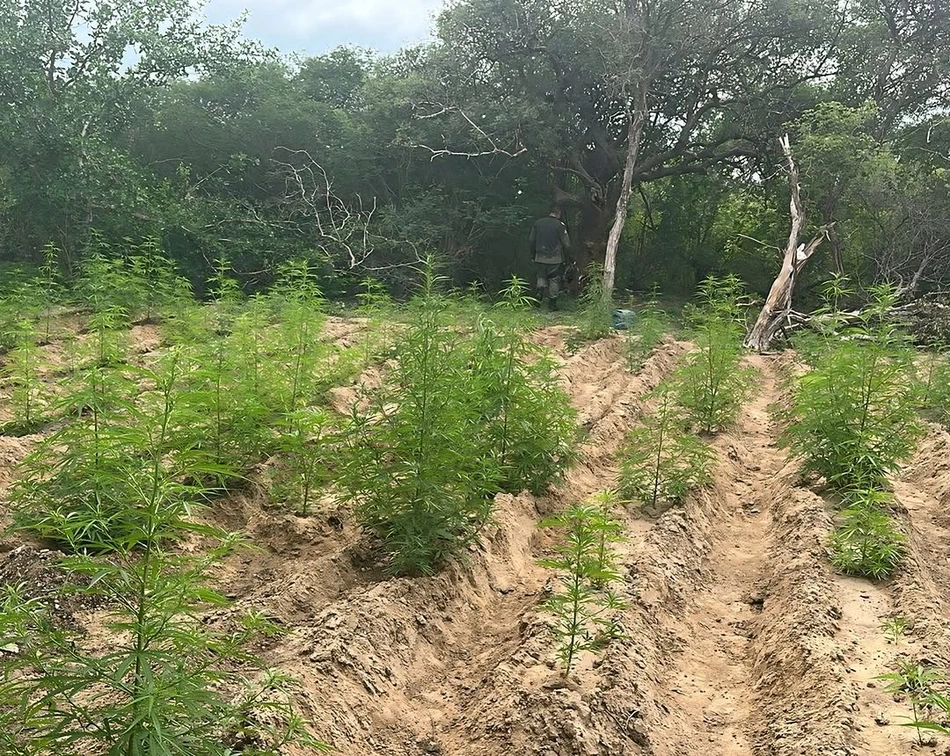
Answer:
[612, 309, 637, 330]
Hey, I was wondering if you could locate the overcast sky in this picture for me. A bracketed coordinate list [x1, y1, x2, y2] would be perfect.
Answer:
[204, 0, 446, 55]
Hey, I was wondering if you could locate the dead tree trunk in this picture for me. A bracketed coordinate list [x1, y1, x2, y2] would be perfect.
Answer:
[603, 92, 647, 301]
[744, 135, 826, 351]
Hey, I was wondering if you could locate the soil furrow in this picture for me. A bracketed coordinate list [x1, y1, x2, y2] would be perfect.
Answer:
[244, 335, 687, 755]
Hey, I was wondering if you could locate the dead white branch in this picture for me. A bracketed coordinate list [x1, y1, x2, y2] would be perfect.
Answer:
[744, 134, 827, 351]
[411, 103, 527, 161]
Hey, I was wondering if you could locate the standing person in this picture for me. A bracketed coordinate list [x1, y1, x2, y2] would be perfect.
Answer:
[529, 205, 572, 310]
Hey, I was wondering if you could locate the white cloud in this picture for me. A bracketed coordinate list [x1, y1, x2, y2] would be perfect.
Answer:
[204, 0, 446, 53]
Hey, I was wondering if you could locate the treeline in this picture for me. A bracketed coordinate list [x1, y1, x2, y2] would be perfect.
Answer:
[1, 0, 948, 300]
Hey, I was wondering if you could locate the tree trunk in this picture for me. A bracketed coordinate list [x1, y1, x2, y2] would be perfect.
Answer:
[745, 135, 826, 352]
[603, 93, 647, 301]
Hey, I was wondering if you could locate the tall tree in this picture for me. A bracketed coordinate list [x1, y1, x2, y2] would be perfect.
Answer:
[0, 0, 252, 265]
[425, 0, 840, 294]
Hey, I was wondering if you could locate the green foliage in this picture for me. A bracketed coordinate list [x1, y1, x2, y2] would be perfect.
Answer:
[881, 616, 908, 646]
[539, 494, 627, 674]
[338, 264, 501, 575]
[126, 237, 194, 323]
[570, 264, 613, 347]
[917, 349, 950, 428]
[878, 661, 945, 745]
[674, 276, 755, 433]
[0, 319, 45, 435]
[783, 284, 922, 490]
[829, 488, 906, 580]
[273, 408, 334, 516]
[623, 294, 671, 372]
[618, 386, 712, 511]
[470, 277, 578, 495]
[0, 352, 322, 754]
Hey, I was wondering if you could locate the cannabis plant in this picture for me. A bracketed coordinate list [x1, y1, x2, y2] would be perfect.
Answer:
[11, 362, 140, 548]
[829, 488, 906, 580]
[273, 407, 334, 516]
[271, 260, 331, 413]
[878, 661, 944, 745]
[567, 263, 613, 350]
[469, 277, 577, 495]
[0, 354, 323, 754]
[126, 236, 193, 323]
[673, 275, 754, 433]
[0, 318, 45, 435]
[881, 616, 908, 646]
[540, 496, 627, 674]
[618, 386, 712, 511]
[624, 293, 670, 372]
[338, 262, 501, 575]
[783, 284, 921, 490]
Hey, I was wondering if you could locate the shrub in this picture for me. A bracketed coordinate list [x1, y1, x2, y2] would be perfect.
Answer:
[783, 284, 921, 490]
[539, 494, 627, 674]
[829, 488, 906, 580]
[338, 264, 501, 575]
[618, 386, 712, 511]
[674, 276, 755, 433]
[469, 277, 578, 495]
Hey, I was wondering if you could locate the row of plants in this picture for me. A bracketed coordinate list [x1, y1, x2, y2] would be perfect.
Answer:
[0, 350, 327, 755]
[538, 278, 751, 674]
[0, 256, 385, 754]
[783, 280, 923, 580]
[617, 275, 752, 512]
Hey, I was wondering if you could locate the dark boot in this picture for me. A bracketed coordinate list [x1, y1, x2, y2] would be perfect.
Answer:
[534, 288, 546, 307]
[548, 296, 559, 311]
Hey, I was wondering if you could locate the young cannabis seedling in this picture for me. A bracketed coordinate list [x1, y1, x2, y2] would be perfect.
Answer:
[878, 661, 944, 745]
[618, 386, 712, 512]
[829, 488, 906, 580]
[539, 496, 627, 674]
[881, 616, 908, 646]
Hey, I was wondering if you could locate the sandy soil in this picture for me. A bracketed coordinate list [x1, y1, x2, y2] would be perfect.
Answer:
[2, 322, 950, 755]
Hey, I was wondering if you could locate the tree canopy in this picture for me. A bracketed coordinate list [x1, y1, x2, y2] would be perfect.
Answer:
[1, 0, 948, 299]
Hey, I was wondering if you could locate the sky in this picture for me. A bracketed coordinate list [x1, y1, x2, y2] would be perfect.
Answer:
[203, 0, 447, 55]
